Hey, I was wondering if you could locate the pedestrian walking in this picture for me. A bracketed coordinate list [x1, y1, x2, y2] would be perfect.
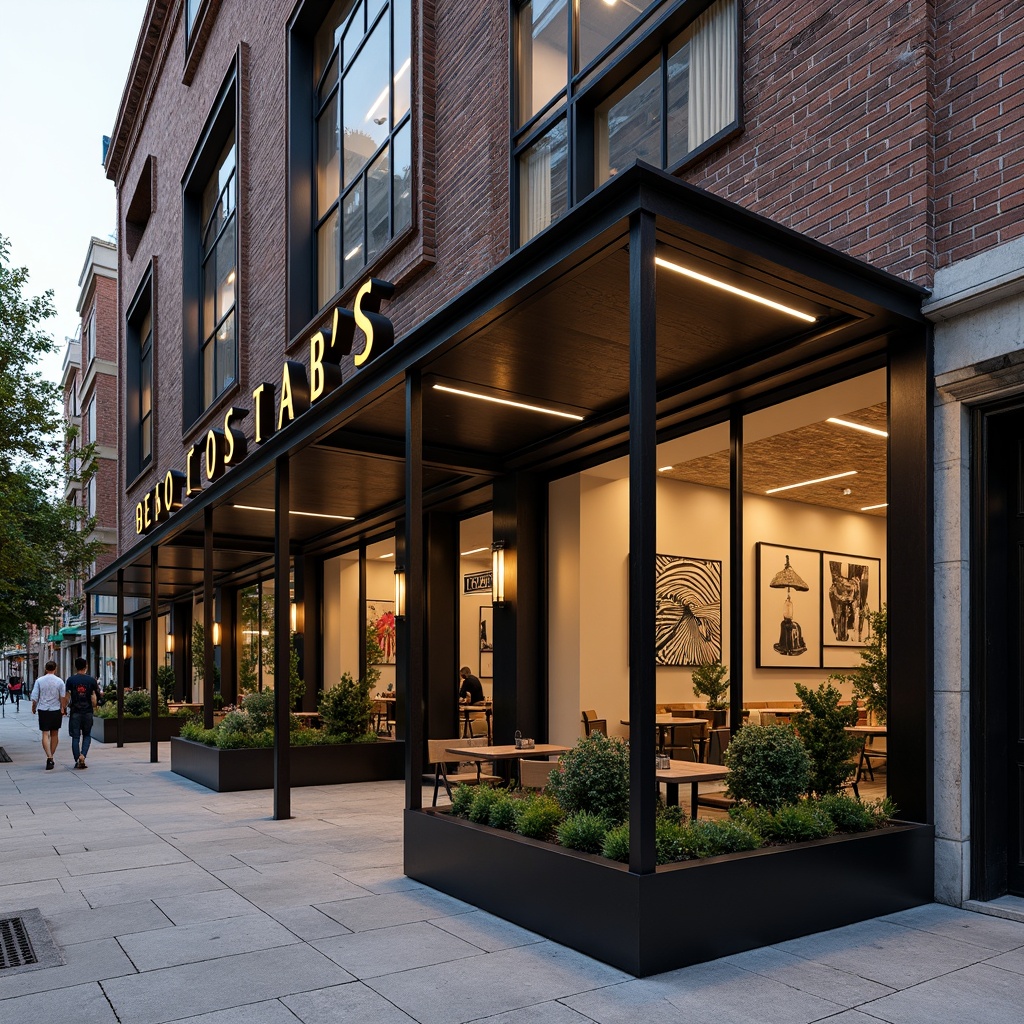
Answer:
[66, 657, 100, 769]
[30, 661, 67, 770]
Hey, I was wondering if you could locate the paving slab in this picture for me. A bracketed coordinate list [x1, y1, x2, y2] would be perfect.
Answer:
[45, 897, 172, 944]
[429, 909, 546, 953]
[163, 999, 303, 1024]
[264, 902, 354, 940]
[0, 936, 136, 1000]
[153, 888, 260, 924]
[282, 981, 420, 1023]
[317, 887, 475, 932]
[0, 981, 119, 1023]
[879, 902, 1024, 952]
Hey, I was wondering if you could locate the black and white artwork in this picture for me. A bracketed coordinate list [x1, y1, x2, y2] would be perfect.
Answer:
[479, 605, 493, 678]
[822, 552, 881, 655]
[654, 554, 722, 666]
[756, 543, 822, 669]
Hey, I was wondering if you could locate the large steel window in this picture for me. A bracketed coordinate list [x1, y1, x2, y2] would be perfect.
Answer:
[314, 0, 412, 307]
[515, 0, 739, 245]
[125, 267, 154, 483]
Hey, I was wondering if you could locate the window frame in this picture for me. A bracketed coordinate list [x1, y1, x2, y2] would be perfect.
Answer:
[511, 0, 742, 246]
[125, 262, 155, 487]
[181, 58, 240, 433]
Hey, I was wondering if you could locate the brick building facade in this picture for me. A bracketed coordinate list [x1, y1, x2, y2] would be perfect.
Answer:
[91, 0, 1024, 949]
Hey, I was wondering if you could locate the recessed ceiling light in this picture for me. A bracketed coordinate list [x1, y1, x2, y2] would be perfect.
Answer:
[232, 504, 355, 521]
[860, 502, 888, 511]
[658, 466, 674, 472]
[378, 552, 394, 559]
[655, 257, 817, 323]
[827, 417, 888, 438]
[432, 383, 584, 421]
[461, 546, 489, 556]
[766, 470, 857, 495]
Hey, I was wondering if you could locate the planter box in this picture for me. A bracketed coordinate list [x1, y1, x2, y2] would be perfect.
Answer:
[92, 716, 183, 744]
[405, 809, 933, 977]
[170, 736, 404, 792]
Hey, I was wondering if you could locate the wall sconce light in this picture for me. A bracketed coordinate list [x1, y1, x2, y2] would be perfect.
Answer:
[122, 627, 131, 661]
[394, 565, 406, 618]
[290, 601, 304, 634]
[166, 633, 174, 654]
[212, 622, 222, 647]
[491, 541, 506, 607]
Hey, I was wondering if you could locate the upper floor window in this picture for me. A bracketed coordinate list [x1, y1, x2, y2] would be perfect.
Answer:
[87, 396, 97, 447]
[125, 266, 154, 483]
[313, 0, 412, 306]
[515, 0, 739, 245]
[183, 63, 238, 428]
[200, 131, 237, 410]
[187, 0, 203, 37]
[84, 310, 96, 365]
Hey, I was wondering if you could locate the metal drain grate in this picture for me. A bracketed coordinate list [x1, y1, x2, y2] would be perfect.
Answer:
[0, 917, 37, 970]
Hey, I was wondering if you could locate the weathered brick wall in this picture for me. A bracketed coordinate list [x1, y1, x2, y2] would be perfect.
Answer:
[933, 0, 1024, 268]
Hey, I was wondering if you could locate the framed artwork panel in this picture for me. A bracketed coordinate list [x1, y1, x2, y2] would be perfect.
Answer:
[366, 599, 396, 664]
[756, 543, 822, 669]
[654, 554, 722, 667]
[479, 604, 493, 678]
[822, 551, 881, 665]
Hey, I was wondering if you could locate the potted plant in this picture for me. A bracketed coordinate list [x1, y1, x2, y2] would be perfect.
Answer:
[691, 660, 729, 727]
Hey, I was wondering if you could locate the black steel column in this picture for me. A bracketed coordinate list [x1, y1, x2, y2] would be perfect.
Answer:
[204, 506, 215, 728]
[628, 208, 657, 875]
[149, 544, 159, 763]
[85, 594, 92, 675]
[116, 569, 124, 749]
[274, 455, 292, 820]
[405, 369, 424, 810]
[729, 408, 743, 733]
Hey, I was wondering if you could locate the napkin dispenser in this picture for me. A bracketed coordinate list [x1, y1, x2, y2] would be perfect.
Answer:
[514, 731, 535, 750]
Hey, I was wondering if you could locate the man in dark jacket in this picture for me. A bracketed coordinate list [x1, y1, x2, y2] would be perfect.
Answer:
[458, 666, 484, 704]
[66, 657, 101, 769]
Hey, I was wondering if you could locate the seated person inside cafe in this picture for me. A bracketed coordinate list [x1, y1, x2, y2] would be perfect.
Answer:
[458, 666, 484, 704]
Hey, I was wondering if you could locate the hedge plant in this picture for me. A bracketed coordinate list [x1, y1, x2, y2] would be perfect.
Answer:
[724, 723, 811, 810]
[793, 680, 861, 797]
[547, 732, 630, 821]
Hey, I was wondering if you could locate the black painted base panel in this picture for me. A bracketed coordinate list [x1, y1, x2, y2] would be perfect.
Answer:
[404, 809, 934, 976]
[92, 717, 182, 744]
[171, 736, 405, 791]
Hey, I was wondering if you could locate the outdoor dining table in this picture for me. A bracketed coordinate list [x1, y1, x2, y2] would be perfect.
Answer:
[845, 724, 887, 782]
[620, 715, 706, 757]
[444, 742, 571, 786]
[656, 759, 730, 819]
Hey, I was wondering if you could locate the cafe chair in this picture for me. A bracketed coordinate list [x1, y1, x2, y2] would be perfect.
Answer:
[582, 710, 607, 736]
[857, 737, 887, 782]
[372, 699, 392, 735]
[426, 737, 501, 807]
[519, 758, 556, 790]
[666, 723, 704, 762]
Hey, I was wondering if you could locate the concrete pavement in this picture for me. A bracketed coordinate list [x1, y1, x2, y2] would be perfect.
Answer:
[2, 706, 1024, 1023]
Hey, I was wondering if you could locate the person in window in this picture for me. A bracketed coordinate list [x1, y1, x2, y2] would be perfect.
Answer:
[458, 666, 484, 705]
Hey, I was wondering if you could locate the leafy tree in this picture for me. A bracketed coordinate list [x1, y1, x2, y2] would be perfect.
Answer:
[0, 235, 100, 645]
[793, 680, 861, 797]
[850, 605, 887, 723]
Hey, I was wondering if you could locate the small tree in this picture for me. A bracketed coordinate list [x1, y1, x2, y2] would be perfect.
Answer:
[793, 680, 861, 797]
[724, 724, 811, 810]
[850, 605, 887, 723]
[156, 665, 176, 706]
[691, 661, 729, 711]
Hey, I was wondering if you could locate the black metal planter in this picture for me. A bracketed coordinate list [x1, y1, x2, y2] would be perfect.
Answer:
[170, 736, 405, 791]
[91, 716, 183, 744]
[404, 809, 934, 977]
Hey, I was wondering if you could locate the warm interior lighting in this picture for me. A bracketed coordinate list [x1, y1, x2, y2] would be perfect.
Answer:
[365, 58, 412, 123]
[860, 502, 889, 511]
[290, 601, 304, 633]
[492, 541, 506, 606]
[378, 552, 394, 559]
[826, 417, 888, 438]
[659, 466, 674, 473]
[212, 622, 222, 647]
[226, 270, 236, 285]
[394, 565, 406, 617]
[344, 245, 361, 261]
[655, 257, 818, 323]
[165, 633, 174, 654]
[232, 504, 355, 521]
[460, 546, 489, 556]
[432, 383, 585, 421]
[766, 470, 857, 495]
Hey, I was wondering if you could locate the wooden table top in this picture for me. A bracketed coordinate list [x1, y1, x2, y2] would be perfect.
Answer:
[655, 760, 730, 784]
[445, 743, 570, 761]
[620, 715, 705, 727]
[845, 725, 887, 736]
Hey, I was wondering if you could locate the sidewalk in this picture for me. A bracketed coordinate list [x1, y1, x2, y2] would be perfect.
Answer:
[2, 709, 1024, 1024]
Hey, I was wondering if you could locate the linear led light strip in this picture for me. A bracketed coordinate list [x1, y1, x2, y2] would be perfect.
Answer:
[432, 383, 584, 421]
[654, 257, 817, 323]
[860, 502, 888, 511]
[233, 504, 355, 521]
[461, 546, 489, 556]
[766, 470, 857, 495]
[827, 417, 888, 438]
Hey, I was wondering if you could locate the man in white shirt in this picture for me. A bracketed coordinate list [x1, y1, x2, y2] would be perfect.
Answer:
[30, 661, 67, 771]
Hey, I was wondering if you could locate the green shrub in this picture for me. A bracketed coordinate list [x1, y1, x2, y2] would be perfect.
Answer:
[218, 710, 250, 736]
[731, 803, 832, 844]
[547, 733, 630, 821]
[678, 818, 761, 858]
[174, 705, 197, 720]
[318, 672, 374, 741]
[557, 811, 610, 854]
[487, 791, 519, 832]
[468, 785, 502, 824]
[240, 689, 276, 732]
[123, 690, 152, 717]
[216, 727, 273, 750]
[793, 680, 861, 796]
[602, 823, 630, 862]
[156, 665, 176, 705]
[725, 724, 812, 810]
[655, 817, 687, 864]
[815, 793, 876, 833]
[864, 796, 898, 827]
[179, 720, 217, 745]
[450, 784, 475, 818]
[515, 794, 563, 841]
[658, 803, 685, 825]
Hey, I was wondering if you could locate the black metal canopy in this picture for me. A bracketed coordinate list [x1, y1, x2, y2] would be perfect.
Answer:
[89, 163, 926, 599]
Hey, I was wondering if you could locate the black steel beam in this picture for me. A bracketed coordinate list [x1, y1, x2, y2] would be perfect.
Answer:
[274, 455, 292, 820]
[405, 369, 424, 810]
